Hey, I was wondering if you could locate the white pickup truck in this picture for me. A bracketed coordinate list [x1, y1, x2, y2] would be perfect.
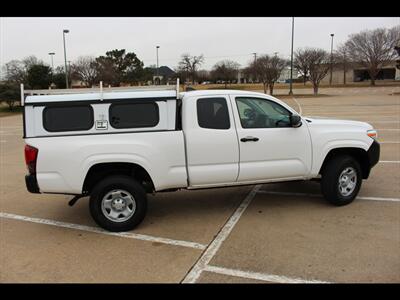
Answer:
[22, 83, 380, 232]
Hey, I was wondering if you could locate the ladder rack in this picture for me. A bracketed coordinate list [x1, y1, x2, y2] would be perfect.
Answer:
[20, 79, 180, 105]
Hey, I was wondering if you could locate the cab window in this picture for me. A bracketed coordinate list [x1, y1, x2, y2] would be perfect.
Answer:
[197, 97, 230, 129]
[236, 97, 291, 128]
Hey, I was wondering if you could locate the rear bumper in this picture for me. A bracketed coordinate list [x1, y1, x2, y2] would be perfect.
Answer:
[25, 174, 40, 194]
[367, 140, 380, 169]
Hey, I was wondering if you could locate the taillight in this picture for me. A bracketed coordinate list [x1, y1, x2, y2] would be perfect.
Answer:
[24, 144, 38, 174]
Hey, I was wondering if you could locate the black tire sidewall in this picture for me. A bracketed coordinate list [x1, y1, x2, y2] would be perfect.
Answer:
[322, 155, 362, 206]
[89, 175, 147, 232]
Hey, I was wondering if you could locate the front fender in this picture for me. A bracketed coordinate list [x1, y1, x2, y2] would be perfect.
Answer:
[311, 139, 372, 176]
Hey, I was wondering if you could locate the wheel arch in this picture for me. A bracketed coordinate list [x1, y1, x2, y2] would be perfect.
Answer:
[319, 147, 371, 179]
[82, 162, 155, 194]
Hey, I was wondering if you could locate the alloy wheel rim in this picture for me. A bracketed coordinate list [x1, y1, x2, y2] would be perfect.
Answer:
[101, 189, 136, 222]
[338, 167, 357, 197]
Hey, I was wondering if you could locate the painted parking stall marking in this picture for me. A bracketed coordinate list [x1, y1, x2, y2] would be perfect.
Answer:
[203, 265, 330, 284]
[0, 212, 207, 250]
[182, 185, 262, 283]
[257, 190, 400, 202]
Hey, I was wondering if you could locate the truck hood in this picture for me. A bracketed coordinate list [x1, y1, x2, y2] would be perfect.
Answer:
[304, 116, 373, 130]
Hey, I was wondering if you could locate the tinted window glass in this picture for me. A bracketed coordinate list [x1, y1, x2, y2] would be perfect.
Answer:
[109, 102, 159, 129]
[197, 98, 230, 129]
[236, 97, 291, 128]
[43, 105, 94, 132]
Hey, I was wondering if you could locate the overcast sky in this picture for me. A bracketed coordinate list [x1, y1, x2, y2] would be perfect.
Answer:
[1, 17, 399, 73]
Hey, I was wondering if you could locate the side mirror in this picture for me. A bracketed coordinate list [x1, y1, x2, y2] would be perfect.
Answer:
[290, 114, 302, 128]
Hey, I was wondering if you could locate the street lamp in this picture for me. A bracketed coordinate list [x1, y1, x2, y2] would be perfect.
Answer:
[48, 52, 55, 70]
[330, 33, 334, 86]
[156, 46, 160, 85]
[289, 17, 295, 95]
[63, 29, 69, 89]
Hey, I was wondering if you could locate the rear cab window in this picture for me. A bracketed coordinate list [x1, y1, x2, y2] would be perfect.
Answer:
[109, 102, 159, 129]
[197, 97, 230, 129]
[43, 105, 94, 132]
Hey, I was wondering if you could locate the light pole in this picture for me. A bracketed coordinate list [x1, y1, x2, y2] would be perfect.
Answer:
[156, 46, 160, 85]
[63, 29, 69, 89]
[329, 33, 334, 86]
[48, 52, 55, 70]
[289, 17, 294, 95]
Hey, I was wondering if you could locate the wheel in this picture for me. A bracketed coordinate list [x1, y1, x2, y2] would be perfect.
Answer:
[321, 155, 362, 206]
[89, 175, 147, 232]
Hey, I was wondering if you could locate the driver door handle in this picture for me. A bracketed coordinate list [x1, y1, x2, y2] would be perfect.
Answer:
[240, 136, 259, 142]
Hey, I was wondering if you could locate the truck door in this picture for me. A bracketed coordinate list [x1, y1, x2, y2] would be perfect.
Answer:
[231, 95, 312, 182]
[182, 95, 239, 187]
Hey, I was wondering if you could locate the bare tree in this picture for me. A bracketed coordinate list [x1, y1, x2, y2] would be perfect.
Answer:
[294, 48, 311, 85]
[394, 45, 400, 70]
[3, 56, 44, 85]
[345, 26, 400, 85]
[211, 60, 240, 88]
[3, 60, 26, 84]
[177, 53, 204, 84]
[196, 69, 211, 83]
[333, 44, 350, 85]
[306, 48, 331, 95]
[71, 56, 98, 87]
[249, 54, 287, 95]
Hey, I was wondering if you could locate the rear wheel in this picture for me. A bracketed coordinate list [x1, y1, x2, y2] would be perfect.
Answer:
[89, 175, 147, 232]
[321, 155, 362, 206]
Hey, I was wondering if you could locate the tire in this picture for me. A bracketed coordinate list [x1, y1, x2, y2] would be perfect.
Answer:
[321, 155, 362, 206]
[89, 175, 147, 232]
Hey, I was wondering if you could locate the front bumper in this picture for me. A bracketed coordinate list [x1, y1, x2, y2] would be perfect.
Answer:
[367, 140, 380, 169]
[25, 174, 40, 194]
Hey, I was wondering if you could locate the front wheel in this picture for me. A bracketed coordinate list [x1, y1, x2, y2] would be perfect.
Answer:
[89, 175, 147, 232]
[321, 155, 362, 206]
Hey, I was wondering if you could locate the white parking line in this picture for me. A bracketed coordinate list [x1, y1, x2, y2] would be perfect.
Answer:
[204, 265, 330, 284]
[0, 212, 207, 250]
[257, 190, 400, 202]
[377, 129, 400, 131]
[182, 184, 262, 283]
[369, 121, 400, 123]
[379, 160, 400, 163]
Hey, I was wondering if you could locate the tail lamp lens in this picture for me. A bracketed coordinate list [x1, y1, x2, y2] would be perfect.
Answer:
[24, 145, 38, 174]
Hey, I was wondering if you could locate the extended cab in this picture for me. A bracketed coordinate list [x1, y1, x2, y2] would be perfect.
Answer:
[22, 83, 380, 231]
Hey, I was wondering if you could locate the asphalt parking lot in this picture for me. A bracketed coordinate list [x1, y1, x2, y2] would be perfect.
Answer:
[0, 86, 399, 283]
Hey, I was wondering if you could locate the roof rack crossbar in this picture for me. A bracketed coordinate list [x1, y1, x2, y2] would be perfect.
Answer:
[23, 83, 178, 96]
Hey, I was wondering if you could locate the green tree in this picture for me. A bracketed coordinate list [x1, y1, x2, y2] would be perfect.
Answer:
[26, 64, 52, 89]
[94, 49, 145, 86]
[52, 66, 71, 89]
[0, 82, 20, 111]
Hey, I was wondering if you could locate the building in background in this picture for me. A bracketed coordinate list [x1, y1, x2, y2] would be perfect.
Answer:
[321, 61, 399, 84]
[148, 66, 176, 85]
